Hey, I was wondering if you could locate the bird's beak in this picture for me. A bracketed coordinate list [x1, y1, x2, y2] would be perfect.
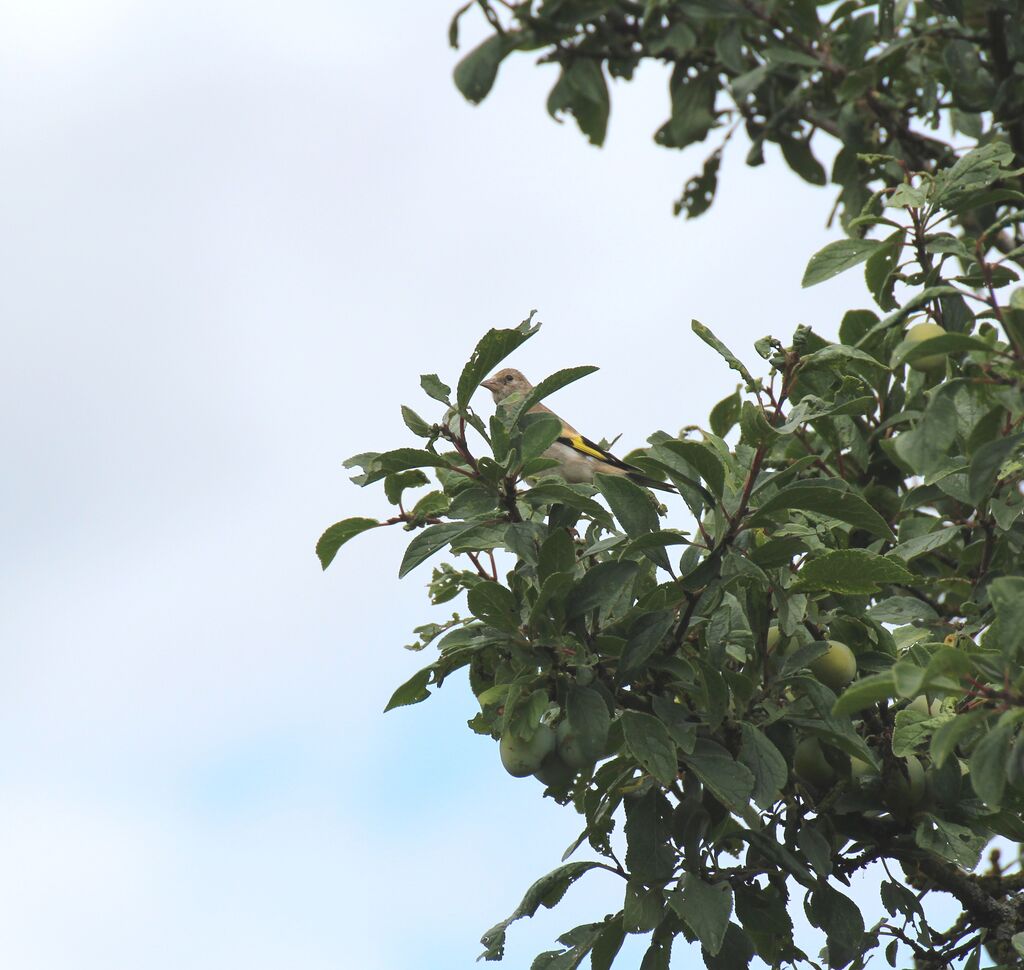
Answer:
[480, 378, 499, 392]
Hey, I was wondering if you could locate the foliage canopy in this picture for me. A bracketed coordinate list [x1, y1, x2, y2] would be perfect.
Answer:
[449, 0, 1024, 233]
[322, 3, 1024, 967]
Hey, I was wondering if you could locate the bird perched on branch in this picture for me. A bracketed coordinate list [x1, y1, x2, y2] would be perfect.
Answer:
[480, 368, 676, 493]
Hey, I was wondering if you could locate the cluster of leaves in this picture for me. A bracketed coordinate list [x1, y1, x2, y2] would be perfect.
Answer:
[449, 0, 1024, 229]
[320, 144, 1024, 969]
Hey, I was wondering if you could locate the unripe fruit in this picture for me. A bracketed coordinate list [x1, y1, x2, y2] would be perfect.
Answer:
[533, 750, 576, 788]
[883, 755, 927, 815]
[555, 719, 590, 770]
[808, 641, 857, 692]
[500, 724, 555, 777]
[794, 737, 837, 788]
[850, 756, 878, 781]
[906, 755, 927, 805]
[905, 321, 947, 373]
[908, 695, 940, 717]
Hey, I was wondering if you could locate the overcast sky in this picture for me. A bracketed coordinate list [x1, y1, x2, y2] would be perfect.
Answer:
[0, 2, 963, 968]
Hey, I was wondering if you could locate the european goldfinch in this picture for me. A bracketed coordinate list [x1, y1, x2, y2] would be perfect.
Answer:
[480, 368, 675, 493]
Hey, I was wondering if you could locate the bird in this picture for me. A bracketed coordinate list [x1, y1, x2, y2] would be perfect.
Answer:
[479, 368, 676, 492]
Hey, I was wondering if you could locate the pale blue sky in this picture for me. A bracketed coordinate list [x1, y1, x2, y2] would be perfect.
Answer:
[0, 2, 966, 968]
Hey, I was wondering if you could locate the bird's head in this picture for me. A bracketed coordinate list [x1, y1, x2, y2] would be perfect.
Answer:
[481, 367, 533, 403]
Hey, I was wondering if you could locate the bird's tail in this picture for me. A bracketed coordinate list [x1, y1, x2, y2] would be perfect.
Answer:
[627, 472, 677, 493]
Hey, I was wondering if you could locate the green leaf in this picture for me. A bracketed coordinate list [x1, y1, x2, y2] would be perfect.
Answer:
[595, 474, 659, 538]
[682, 740, 755, 811]
[888, 526, 959, 562]
[655, 439, 726, 497]
[479, 862, 602, 961]
[839, 308, 880, 345]
[447, 1, 472, 48]
[892, 708, 954, 757]
[410, 490, 447, 519]
[891, 331, 991, 368]
[621, 710, 678, 787]
[420, 374, 451, 404]
[832, 671, 898, 715]
[740, 830, 814, 887]
[655, 69, 717, 150]
[798, 342, 889, 373]
[709, 389, 742, 437]
[691, 320, 756, 390]
[467, 581, 520, 633]
[749, 535, 808, 569]
[456, 314, 540, 411]
[752, 484, 895, 540]
[399, 522, 478, 578]
[777, 641, 829, 681]
[316, 517, 380, 569]
[701, 923, 755, 970]
[384, 665, 432, 712]
[354, 447, 453, 485]
[519, 413, 563, 465]
[506, 366, 599, 426]
[738, 723, 788, 809]
[538, 529, 576, 583]
[531, 922, 606, 970]
[798, 825, 833, 877]
[806, 883, 865, 961]
[620, 530, 690, 564]
[802, 238, 881, 288]
[969, 720, 1014, 808]
[968, 432, 1024, 504]
[989, 577, 1024, 661]
[915, 816, 986, 868]
[935, 142, 1016, 204]
[739, 400, 776, 447]
[619, 610, 675, 677]
[547, 60, 610, 146]
[567, 686, 610, 763]
[773, 394, 877, 434]
[590, 917, 625, 970]
[780, 136, 827, 186]
[894, 389, 959, 477]
[931, 709, 987, 767]
[650, 695, 697, 752]
[566, 561, 638, 619]
[453, 33, 514, 105]
[794, 549, 913, 594]
[401, 405, 433, 437]
[667, 876, 732, 956]
[521, 483, 614, 529]
[674, 145, 722, 219]
[623, 788, 675, 884]
[866, 595, 938, 623]
[864, 229, 904, 310]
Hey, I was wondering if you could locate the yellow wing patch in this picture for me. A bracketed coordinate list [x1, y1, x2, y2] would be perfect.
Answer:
[559, 434, 635, 472]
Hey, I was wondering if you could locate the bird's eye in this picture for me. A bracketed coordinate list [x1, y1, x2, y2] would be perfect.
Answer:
[504, 375, 514, 383]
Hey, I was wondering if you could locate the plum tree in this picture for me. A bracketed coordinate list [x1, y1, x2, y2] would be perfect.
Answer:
[318, 3, 1024, 966]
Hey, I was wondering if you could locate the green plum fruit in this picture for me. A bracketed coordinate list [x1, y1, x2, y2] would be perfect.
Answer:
[533, 750, 576, 788]
[905, 321, 947, 373]
[500, 724, 555, 778]
[555, 718, 591, 770]
[809, 641, 857, 692]
[794, 737, 837, 788]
